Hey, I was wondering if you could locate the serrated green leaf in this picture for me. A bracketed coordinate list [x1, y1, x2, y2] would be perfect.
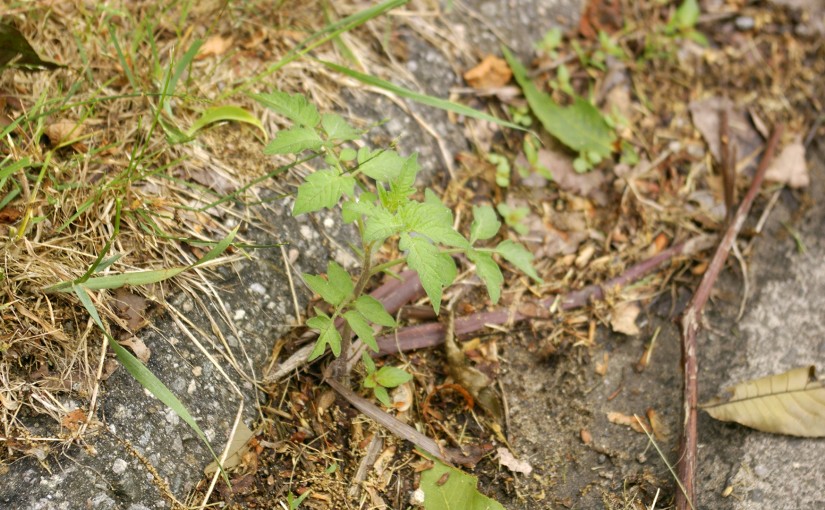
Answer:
[363, 207, 403, 242]
[252, 91, 320, 127]
[400, 233, 456, 314]
[467, 250, 503, 304]
[354, 295, 396, 327]
[326, 261, 354, 298]
[342, 197, 377, 223]
[293, 169, 355, 215]
[669, 0, 700, 31]
[374, 365, 412, 388]
[321, 113, 360, 141]
[419, 457, 506, 510]
[400, 202, 469, 248]
[185, 105, 266, 140]
[362, 351, 376, 373]
[344, 310, 378, 352]
[503, 46, 615, 162]
[264, 127, 323, 155]
[357, 147, 405, 182]
[496, 240, 542, 283]
[470, 205, 501, 243]
[304, 273, 347, 307]
[306, 313, 342, 360]
[380, 154, 420, 212]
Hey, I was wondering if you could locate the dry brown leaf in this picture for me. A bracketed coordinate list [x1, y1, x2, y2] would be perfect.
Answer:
[497, 447, 533, 475]
[689, 97, 762, 165]
[764, 138, 809, 188]
[607, 411, 649, 433]
[61, 409, 87, 432]
[118, 337, 151, 364]
[112, 288, 149, 331]
[646, 408, 668, 441]
[45, 119, 84, 146]
[463, 55, 512, 89]
[701, 366, 825, 437]
[0, 207, 21, 224]
[536, 148, 607, 201]
[197, 35, 234, 60]
[610, 302, 640, 336]
[205, 421, 255, 475]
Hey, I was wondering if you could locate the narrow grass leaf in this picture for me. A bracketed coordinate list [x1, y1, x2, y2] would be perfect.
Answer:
[185, 105, 266, 140]
[319, 59, 525, 132]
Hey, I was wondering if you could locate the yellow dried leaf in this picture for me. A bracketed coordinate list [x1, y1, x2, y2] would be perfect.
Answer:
[701, 366, 825, 437]
[204, 421, 255, 475]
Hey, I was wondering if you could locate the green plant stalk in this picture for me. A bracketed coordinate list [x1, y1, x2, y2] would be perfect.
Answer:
[332, 239, 374, 381]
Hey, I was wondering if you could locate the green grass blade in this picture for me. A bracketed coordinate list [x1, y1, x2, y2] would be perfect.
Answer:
[185, 105, 266, 140]
[317, 59, 526, 132]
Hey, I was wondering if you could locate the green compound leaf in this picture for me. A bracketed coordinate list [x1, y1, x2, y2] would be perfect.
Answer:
[354, 295, 396, 327]
[307, 312, 342, 360]
[374, 365, 412, 388]
[363, 207, 403, 243]
[469, 205, 501, 243]
[503, 46, 615, 162]
[400, 233, 456, 314]
[264, 127, 324, 155]
[293, 169, 355, 216]
[400, 201, 469, 249]
[342, 197, 378, 223]
[357, 147, 405, 182]
[326, 261, 354, 297]
[252, 91, 320, 127]
[321, 113, 360, 141]
[496, 240, 542, 284]
[304, 273, 346, 307]
[343, 310, 378, 352]
[419, 457, 505, 510]
[466, 249, 503, 304]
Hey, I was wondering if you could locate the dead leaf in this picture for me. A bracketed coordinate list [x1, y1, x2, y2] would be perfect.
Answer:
[607, 411, 649, 433]
[463, 55, 512, 89]
[764, 138, 809, 188]
[646, 408, 669, 441]
[45, 119, 84, 146]
[205, 421, 256, 475]
[534, 148, 608, 201]
[610, 302, 640, 336]
[580, 428, 592, 445]
[0, 207, 21, 224]
[196, 35, 234, 60]
[594, 352, 609, 376]
[118, 337, 151, 364]
[497, 447, 533, 475]
[701, 366, 825, 437]
[61, 409, 87, 432]
[689, 97, 762, 167]
[112, 288, 149, 331]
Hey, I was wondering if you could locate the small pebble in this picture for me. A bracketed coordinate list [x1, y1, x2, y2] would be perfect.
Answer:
[233, 309, 246, 321]
[112, 458, 128, 475]
[249, 283, 266, 295]
[735, 16, 755, 31]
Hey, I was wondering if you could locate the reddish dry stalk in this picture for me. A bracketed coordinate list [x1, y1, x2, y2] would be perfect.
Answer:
[674, 125, 783, 510]
[375, 236, 712, 355]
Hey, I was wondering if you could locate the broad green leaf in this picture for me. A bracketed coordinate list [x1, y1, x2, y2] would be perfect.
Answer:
[357, 147, 405, 182]
[293, 169, 355, 215]
[318, 59, 525, 132]
[321, 113, 360, 141]
[495, 240, 542, 283]
[379, 154, 419, 212]
[503, 46, 615, 162]
[252, 91, 320, 127]
[669, 0, 700, 31]
[344, 310, 378, 352]
[307, 313, 342, 360]
[470, 205, 501, 243]
[374, 365, 412, 388]
[264, 127, 323, 155]
[304, 273, 347, 307]
[419, 456, 506, 510]
[326, 261, 354, 298]
[72, 285, 222, 479]
[373, 386, 391, 407]
[354, 295, 396, 327]
[362, 351, 376, 373]
[466, 250, 503, 304]
[342, 197, 378, 223]
[363, 207, 403, 242]
[185, 105, 266, 140]
[400, 201, 469, 248]
[400, 233, 456, 314]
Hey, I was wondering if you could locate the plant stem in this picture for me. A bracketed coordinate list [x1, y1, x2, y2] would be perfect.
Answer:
[331, 242, 374, 381]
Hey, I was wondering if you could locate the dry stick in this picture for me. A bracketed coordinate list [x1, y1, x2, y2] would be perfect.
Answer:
[674, 125, 783, 510]
[375, 235, 715, 355]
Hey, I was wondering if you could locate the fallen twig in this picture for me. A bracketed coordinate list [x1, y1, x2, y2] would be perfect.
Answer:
[674, 125, 783, 510]
[375, 235, 715, 355]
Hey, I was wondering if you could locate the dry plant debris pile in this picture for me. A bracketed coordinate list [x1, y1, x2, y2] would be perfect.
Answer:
[0, 0, 823, 509]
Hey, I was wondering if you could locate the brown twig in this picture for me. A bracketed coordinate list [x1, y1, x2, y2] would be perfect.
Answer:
[375, 235, 715, 355]
[674, 125, 783, 510]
